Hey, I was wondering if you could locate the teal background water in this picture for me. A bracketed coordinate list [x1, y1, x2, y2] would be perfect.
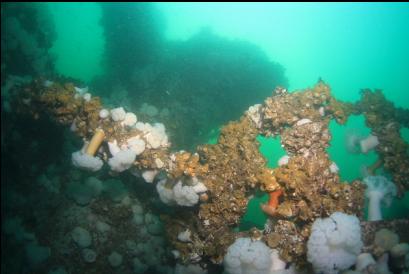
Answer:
[46, 3, 409, 223]
[48, 2, 104, 81]
[49, 2, 409, 108]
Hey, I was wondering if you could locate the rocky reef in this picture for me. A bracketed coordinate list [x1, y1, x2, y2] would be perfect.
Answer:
[6, 78, 409, 273]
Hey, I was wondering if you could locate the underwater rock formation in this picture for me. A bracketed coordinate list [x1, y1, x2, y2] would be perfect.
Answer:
[356, 89, 409, 195]
[8, 78, 409, 273]
[253, 82, 366, 265]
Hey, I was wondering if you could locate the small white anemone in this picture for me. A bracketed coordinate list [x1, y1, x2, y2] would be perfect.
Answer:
[83, 93, 91, 102]
[278, 155, 290, 166]
[99, 109, 110, 119]
[108, 149, 136, 172]
[177, 229, 192, 242]
[155, 158, 164, 168]
[296, 118, 312, 126]
[122, 112, 137, 127]
[356, 253, 376, 272]
[145, 123, 168, 149]
[74, 86, 89, 95]
[246, 104, 263, 128]
[360, 135, 379, 154]
[127, 137, 145, 155]
[363, 176, 397, 221]
[108, 140, 121, 156]
[329, 162, 339, 173]
[71, 151, 103, 172]
[110, 107, 126, 122]
[44, 80, 53, 87]
[142, 169, 158, 183]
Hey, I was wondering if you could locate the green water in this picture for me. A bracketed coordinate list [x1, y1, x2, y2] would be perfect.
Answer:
[328, 115, 378, 182]
[35, 3, 409, 222]
[257, 135, 287, 169]
[48, 2, 104, 82]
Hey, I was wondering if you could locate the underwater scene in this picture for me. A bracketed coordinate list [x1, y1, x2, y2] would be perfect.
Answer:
[2, 2, 409, 274]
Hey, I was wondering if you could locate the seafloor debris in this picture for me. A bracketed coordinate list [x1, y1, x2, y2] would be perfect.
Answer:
[10, 78, 409, 272]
